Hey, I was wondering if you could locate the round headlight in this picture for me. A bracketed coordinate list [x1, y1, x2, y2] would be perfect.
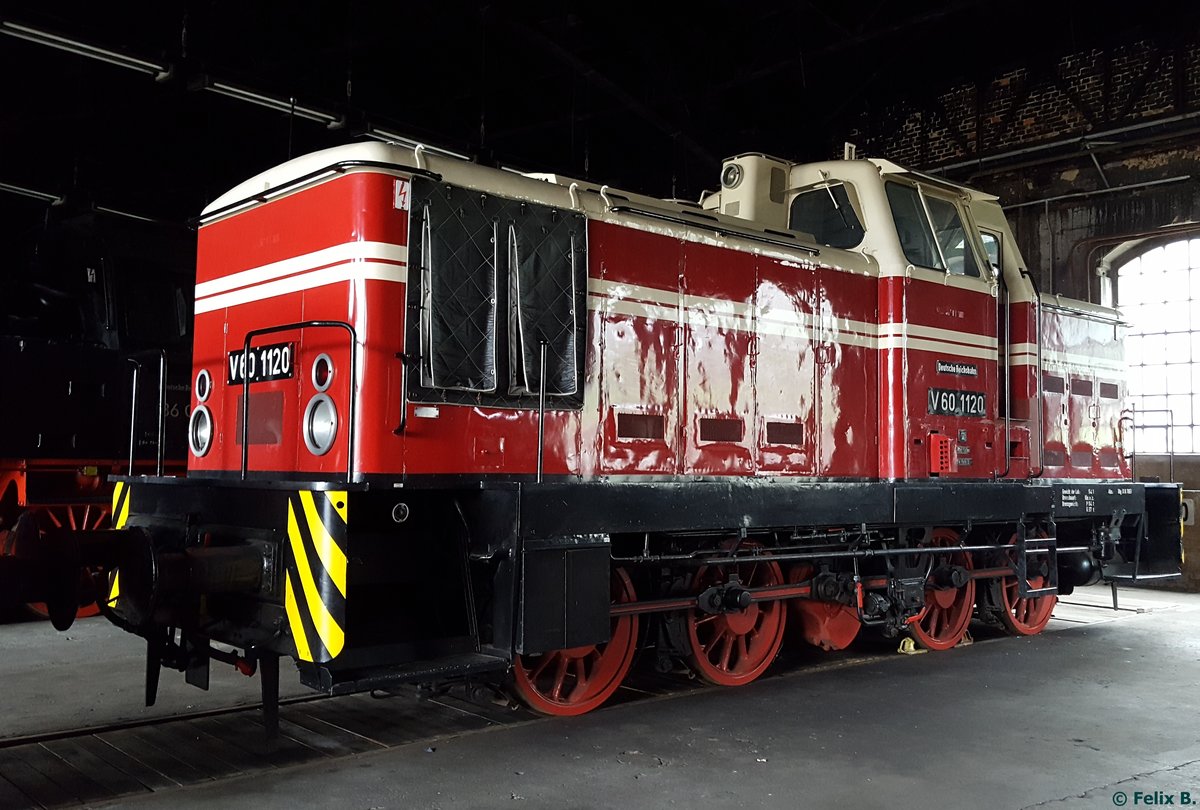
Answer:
[311, 354, 334, 393]
[195, 369, 212, 403]
[303, 394, 338, 456]
[188, 405, 213, 457]
[721, 162, 744, 189]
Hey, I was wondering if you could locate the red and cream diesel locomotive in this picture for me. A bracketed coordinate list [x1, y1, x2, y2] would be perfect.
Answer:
[5, 141, 1182, 722]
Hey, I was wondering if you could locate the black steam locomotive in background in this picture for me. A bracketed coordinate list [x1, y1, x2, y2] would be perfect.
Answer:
[0, 197, 193, 620]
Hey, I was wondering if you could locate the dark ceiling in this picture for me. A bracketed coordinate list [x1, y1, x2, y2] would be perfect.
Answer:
[1, 0, 1197, 230]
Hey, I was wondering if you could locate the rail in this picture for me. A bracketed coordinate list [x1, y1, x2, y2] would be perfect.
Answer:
[239, 320, 358, 483]
[1122, 406, 1176, 482]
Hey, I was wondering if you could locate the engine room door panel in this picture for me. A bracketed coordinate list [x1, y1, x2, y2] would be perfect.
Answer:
[595, 225, 682, 475]
[754, 255, 817, 475]
[682, 242, 756, 475]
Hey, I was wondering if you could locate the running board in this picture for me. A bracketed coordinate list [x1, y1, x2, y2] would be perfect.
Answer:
[300, 653, 510, 696]
[1016, 526, 1059, 598]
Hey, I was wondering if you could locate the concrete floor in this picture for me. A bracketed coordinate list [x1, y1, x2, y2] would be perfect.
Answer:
[0, 617, 309, 740]
[5, 586, 1200, 809]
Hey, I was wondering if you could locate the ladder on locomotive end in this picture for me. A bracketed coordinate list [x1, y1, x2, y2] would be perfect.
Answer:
[1015, 522, 1059, 599]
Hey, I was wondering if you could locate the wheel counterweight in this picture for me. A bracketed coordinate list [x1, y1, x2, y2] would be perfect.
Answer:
[786, 564, 861, 651]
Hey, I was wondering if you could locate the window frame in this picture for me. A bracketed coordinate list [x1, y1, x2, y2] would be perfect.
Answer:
[1117, 236, 1200, 453]
[885, 180, 987, 279]
[786, 180, 867, 249]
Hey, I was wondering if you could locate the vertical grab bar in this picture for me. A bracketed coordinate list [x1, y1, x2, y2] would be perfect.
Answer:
[393, 353, 409, 435]
[536, 340, 547, 484]
[127, 359, 141, 475]
[997, 276, 1012, 479]
[155, 350, 167, 477]
[1019, 268, 1045, 478]
[1031, 296, 1045, 478]
[125, 350, 170, 477]
[240, 321, 358, 483]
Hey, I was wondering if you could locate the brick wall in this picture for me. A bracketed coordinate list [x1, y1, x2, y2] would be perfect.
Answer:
[849, 38, 1197, 169]
[842, 33, 1200, 300]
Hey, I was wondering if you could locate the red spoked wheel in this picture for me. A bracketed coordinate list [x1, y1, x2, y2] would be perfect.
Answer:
[12, 505, 109, 621]
[786, 564, 860, 651]
[909, 527, 975, 651]
[511, 567, 639, 716]
[994, 531, 1057, 636]
[686, 548, 786, 686]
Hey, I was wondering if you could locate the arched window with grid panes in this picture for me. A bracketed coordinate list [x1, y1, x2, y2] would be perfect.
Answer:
[1118, 236, 1200, 454]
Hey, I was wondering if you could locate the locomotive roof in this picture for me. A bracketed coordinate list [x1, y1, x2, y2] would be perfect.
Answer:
[202, 141, 1066, 302]
[204, 142, 1000, 219]
[202, 141, 878, 274]
[201, 141, 1120, 323]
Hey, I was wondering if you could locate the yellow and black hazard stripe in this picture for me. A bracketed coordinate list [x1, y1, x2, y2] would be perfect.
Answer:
[283, 490, 349, 663]
[111, 481, 132, 530]
[107, 483, 132, 609]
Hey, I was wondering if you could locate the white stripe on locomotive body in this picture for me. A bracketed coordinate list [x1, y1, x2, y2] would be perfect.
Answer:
[1008, 343, 1126, 374]
[195, 237, 1003, 364]
[195, 241, 409, 300]
[586, 277, 997, 361]
[195, 260, 408, 314]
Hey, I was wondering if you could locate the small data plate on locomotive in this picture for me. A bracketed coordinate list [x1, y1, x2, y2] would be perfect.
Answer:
[927, 388, 986, 417]
[228, 342, 296, 384]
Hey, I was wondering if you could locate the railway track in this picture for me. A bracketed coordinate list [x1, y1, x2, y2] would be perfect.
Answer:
[0, 588, 1173, 809]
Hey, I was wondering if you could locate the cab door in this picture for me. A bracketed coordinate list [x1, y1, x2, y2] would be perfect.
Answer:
[885, 181, 999, 478]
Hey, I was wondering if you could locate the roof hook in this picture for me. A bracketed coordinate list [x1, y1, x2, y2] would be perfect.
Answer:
[413, 144, 426, 171]
[568, 182, 580, 210]
[599, 184, 613, 212]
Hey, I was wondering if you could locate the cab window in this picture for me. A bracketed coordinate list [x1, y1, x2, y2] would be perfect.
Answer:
[925, 196, 979, 277]
[788, 183, 865, 249]
[979, 230, 1001, 272]
[886, 183, 941, 270]
[885, 182, 981, 277]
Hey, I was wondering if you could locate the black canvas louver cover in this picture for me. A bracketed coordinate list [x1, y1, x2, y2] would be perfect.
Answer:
[408, 177, 587, 409]
[420, 183, 505, 392]
[509, 204, 580, 396]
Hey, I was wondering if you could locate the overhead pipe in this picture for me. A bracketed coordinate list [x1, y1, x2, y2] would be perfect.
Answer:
[930, 110, 1200, 174]
[1002, 175, 1192, 211]
[0, 20, 170, 79]
[2, 19, 472, 164]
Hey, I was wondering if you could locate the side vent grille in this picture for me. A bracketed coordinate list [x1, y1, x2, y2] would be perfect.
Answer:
[699, 418, 744, 443]
[616, 413, 664, 440]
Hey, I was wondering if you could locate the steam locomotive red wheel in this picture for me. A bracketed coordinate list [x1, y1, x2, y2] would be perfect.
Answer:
[995, 532, 1057, 636]
[511, 567, 638, 716]
[686, 550, 786, 686]
[786, 564, 860, 651]
[909, 528, 976, 651]
[23, 505, 109, 620]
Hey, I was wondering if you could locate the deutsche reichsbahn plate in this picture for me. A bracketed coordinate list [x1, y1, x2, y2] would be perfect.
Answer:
[228, 342, 295, 384]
